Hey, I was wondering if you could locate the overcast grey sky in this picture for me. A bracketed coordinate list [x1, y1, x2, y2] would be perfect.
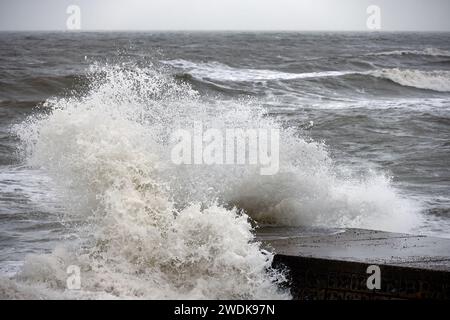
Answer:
[1, 0, 449, 31]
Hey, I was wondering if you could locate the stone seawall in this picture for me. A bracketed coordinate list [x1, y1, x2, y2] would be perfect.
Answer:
[258, 227, 450, 300]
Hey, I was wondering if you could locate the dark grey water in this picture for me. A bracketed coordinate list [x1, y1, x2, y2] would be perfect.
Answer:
[1, 32, 450, 283]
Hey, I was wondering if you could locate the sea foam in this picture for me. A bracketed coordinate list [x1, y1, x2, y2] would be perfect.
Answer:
[2, 62, 422, 299]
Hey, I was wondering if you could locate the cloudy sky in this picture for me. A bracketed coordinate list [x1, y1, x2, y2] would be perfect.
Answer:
[1, 0, 449, 31]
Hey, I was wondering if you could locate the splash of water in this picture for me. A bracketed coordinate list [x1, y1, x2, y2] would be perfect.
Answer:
[3, 61, 422, 299]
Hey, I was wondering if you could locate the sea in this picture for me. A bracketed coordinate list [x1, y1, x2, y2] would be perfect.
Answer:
[0, 31, 449, 299]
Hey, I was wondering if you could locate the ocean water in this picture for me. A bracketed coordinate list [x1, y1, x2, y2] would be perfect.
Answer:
[0, 32, 449, 299]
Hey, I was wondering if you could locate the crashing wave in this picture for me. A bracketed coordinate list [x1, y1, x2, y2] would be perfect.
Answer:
[1, 62, 422, 299]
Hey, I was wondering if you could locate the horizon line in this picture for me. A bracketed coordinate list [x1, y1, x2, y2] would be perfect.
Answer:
[1, 29, 450, 33]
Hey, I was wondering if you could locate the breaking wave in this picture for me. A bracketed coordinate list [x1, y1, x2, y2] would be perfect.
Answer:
[371, 48, 450, 57]
[1, 62, 422, 299]
[163, 59, 355, 82]
[164, 60, 450, 93]
[369, 68, 450, 92]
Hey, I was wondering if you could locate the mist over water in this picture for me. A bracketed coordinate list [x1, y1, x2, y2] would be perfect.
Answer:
[0, 32, 449, 299]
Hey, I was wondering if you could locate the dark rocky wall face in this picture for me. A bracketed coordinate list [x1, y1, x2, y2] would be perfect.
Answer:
[273, 255, 450, 300]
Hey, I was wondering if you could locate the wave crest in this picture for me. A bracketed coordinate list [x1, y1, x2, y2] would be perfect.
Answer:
[163, 59, 355, 82]
[370, 68, 450, 92]
[371, 48, 450, 57]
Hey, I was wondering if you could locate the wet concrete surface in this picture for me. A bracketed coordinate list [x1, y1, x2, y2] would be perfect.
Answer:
[257, 227, 450, 299]
[258, 227, 450, 271]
